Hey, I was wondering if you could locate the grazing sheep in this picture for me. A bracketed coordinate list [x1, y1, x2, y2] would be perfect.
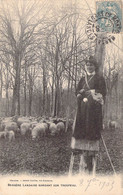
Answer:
[30, 121, 38, 129]
[2, 117, 13, 122]
[20, 122, 31, 136]
[56, 122, 65, 135]
[4, 122, 19, 134]
[12, 115, 18, 122]
[49, 122, 57, 136]
[17, 117, 31, 128]
[7, 130, 15, 141]
[108, 120, 119, 130]
[0, 118, 14, 131]
[43, 122, 49, 135]
[31, 127, 39, 140]
[31, 123, 47, 140]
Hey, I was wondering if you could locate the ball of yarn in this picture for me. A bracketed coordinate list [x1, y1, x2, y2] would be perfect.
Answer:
[83, 98, 88, 102]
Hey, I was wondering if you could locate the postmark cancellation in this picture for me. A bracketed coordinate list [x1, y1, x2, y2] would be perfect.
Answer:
[86, 1, 122, 43]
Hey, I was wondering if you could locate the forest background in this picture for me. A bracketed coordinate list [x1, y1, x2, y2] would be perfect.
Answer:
[0, 0, 122, 127]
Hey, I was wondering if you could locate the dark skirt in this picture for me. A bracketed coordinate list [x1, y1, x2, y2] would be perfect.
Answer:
[72, 94, 103, 140]
[71, 137, 99, 152]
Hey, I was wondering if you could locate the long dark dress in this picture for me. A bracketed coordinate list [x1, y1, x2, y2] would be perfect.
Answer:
[72, 73, 106, 142]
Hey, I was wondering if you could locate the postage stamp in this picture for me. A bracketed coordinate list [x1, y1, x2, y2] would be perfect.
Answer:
[86, 13, 116, 43]
[86, 1, 122, 43]
[96, 1, 122, 33]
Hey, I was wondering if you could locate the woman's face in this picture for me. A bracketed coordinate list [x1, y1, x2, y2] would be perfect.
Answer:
[85, 62, 95, 73]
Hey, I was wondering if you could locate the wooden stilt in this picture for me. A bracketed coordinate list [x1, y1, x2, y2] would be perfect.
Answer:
[69, 150, 99, 176]
[69, 152, 74, 176]
[79, 153, 86, 174]
[92, 155, 97, 176]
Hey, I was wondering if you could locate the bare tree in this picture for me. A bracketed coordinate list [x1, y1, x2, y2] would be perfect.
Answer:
[0, 0, 47, 116]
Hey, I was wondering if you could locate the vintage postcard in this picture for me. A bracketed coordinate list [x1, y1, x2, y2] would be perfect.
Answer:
[0, 0, 122, 195]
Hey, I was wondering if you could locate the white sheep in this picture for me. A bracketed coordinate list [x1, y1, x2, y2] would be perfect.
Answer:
[0, 118, 13, 131]
[17, 117, 31, 128]
[49, 122, 57, 136]
[4, 122, 19, 134]
[30, 121, 38, 129]
[7, 130, 15, 141]
[56, 122, 65, 135]
[108, 120, 119, 130]
[42, 122, 49, 135]
[31, 123, 47, 140]
[20, 122, 31, 136]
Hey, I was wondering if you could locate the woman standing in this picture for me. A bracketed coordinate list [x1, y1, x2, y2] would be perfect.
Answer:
[70, 56, 107, 174]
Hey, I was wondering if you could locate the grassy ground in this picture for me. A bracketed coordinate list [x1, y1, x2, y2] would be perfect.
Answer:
[0, 128, 122, 176]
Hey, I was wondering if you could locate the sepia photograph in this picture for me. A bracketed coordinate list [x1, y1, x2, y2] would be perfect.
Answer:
[0, 0, 122, 194]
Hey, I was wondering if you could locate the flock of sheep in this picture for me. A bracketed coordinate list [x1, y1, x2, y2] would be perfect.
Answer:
[0, 116, 73, 141]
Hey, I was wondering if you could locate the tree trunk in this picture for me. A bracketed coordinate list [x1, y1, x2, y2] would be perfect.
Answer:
[17, 71, 20, 116]
[42, 63, 46, 115]
[95, 34, 106, 125]
[38, 89, 42, 116]
[53, 78, 59, 117]
[0, 65, 3, 99]
[28, 79, 33, 116]
[53, 89, 57, 117]
[95, 34, 105, 75]
[5, 66, 9, 116]
[11, 83, 18, 116]
[11, 54, 21, 116]
[24, 65, 27, 116]
[56, 78, 60, 116]
[53, 47, 59, 117]
[51, 75, 54, 116]
[5, 87, 9, 116]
